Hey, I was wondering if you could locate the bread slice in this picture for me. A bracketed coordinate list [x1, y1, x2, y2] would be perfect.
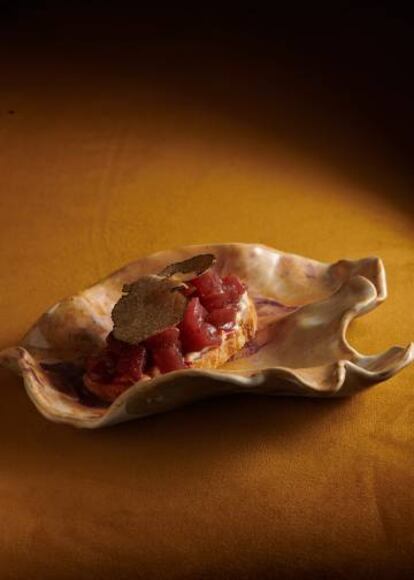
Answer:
[85, 293, 257, 402]
[187, 294, 257, 370]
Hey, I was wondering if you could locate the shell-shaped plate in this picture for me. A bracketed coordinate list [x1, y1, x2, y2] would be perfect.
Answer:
[1, 243, 413, 428]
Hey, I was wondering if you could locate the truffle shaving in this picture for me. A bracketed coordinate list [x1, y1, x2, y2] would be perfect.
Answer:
[112, 275, 187, 344]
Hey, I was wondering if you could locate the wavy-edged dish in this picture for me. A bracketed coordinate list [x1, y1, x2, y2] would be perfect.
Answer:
[1, 243, 413, 428]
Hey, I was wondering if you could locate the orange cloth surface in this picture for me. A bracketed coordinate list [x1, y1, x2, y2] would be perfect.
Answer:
[1, 18, 414, 580]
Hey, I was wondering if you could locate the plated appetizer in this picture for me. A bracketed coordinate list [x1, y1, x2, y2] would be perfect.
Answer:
[0, 244, 412, 428]
[84, 254, 257, 402]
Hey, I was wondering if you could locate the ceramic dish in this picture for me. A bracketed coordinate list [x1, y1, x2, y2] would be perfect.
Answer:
[1, 243, 413, 428]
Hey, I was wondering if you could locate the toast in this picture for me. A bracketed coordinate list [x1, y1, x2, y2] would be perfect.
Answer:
[84, 293, 257, 402]
[84, 254, 258, 403]
[188, 294, 257, 369]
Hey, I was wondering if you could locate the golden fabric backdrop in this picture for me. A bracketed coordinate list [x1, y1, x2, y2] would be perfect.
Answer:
[0, 6, 413, 579]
